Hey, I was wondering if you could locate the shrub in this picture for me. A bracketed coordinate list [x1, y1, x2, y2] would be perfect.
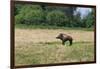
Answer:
[46, 10, 68, 26]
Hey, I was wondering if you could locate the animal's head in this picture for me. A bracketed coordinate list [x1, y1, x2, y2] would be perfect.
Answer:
[56, 33, 63, 39]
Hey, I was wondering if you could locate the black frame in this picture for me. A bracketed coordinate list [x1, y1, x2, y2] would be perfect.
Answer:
[10, 0, 96, 69]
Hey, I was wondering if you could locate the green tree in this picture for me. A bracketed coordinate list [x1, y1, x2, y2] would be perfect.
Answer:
[72, 11, 82, 27]
[46, 10, 68, 26]
[82, 9, 95, 28]
[15, 4, 44, 25]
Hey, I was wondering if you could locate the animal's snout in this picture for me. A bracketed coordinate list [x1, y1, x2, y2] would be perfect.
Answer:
[56, 37, 58, 39]
[56, 36, 59, 39]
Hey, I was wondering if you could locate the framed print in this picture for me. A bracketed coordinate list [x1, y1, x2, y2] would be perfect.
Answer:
[11, 0, 96, 69]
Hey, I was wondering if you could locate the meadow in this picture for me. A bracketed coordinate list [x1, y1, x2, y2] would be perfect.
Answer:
[15, 26, 95, 66]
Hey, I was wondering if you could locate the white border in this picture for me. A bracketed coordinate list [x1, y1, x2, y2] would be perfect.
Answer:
[0, 0, 100, 69]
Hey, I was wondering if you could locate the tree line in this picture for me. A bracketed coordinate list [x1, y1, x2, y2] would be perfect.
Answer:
[15, 4, 95, 28]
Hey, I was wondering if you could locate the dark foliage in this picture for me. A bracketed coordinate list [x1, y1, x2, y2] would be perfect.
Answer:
[15, 4, 95, 28]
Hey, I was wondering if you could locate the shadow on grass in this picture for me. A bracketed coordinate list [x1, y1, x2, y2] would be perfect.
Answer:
[34, 41, 93, 46]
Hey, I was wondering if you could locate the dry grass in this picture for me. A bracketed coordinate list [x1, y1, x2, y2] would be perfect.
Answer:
[15, 29, 94, 44]
[15, 28, 95, 66]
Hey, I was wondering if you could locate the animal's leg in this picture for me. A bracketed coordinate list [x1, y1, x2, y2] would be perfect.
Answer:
[62, 41, 65, 45]
[69, 40, 73, 46]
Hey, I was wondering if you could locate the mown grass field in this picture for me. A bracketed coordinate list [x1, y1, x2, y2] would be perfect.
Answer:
[15, 27, 95, 66]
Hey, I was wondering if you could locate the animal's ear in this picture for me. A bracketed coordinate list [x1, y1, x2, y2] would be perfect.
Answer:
[60, 33, 63, 37]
